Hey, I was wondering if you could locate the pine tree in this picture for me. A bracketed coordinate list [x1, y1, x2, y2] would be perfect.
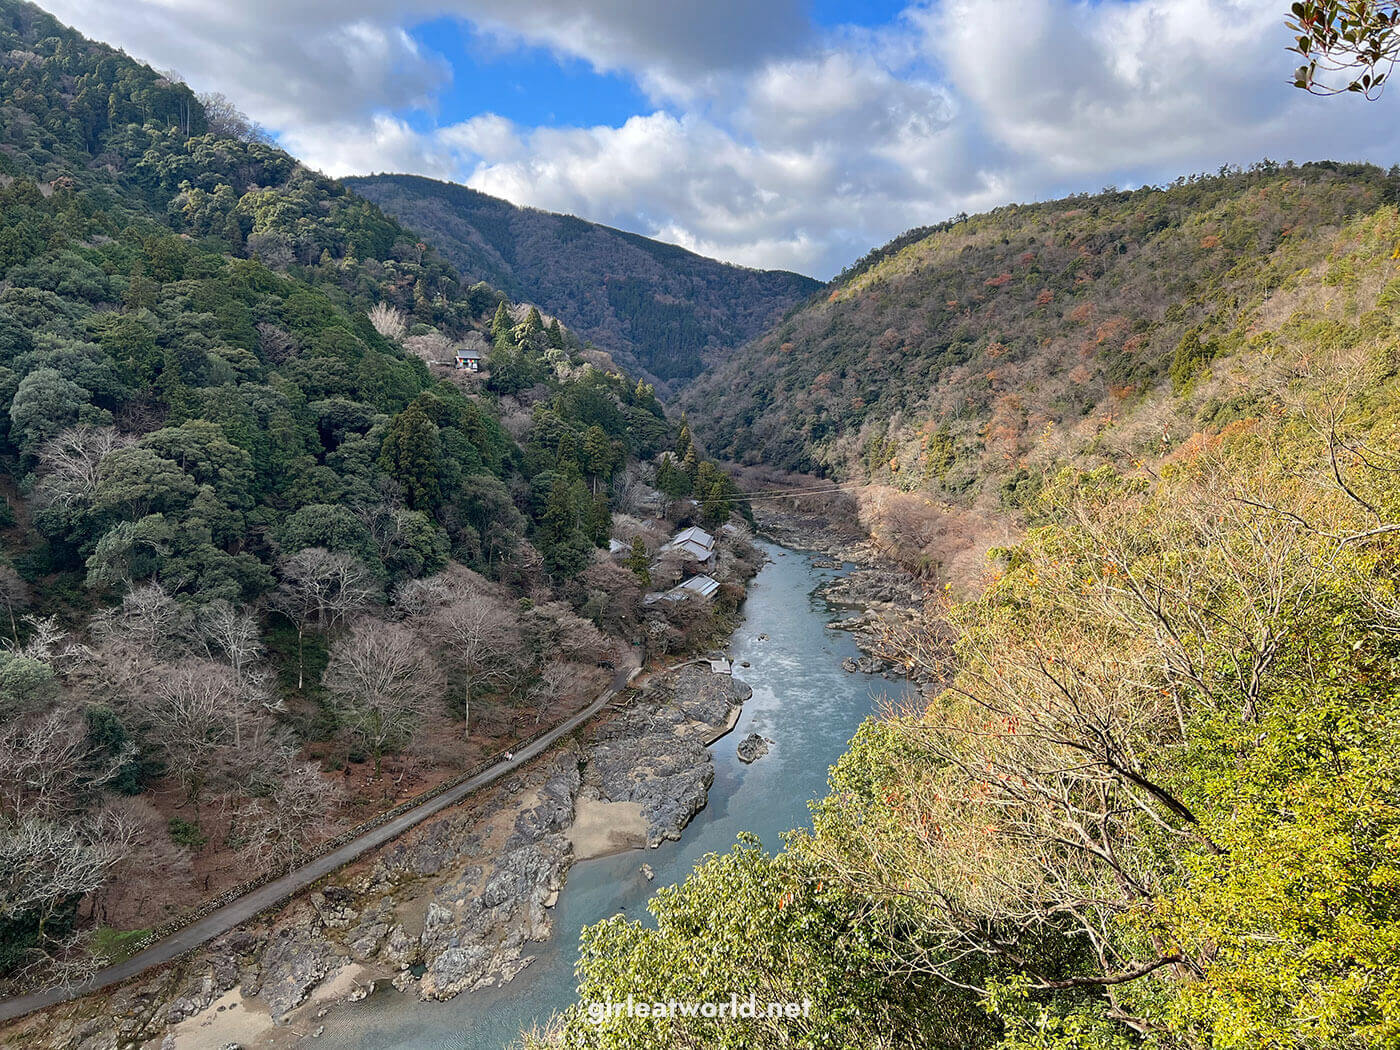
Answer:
[547, 318, 565, 349]
[525, 306, 544, 333]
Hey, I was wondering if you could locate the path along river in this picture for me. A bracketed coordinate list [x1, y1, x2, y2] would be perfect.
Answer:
[315, 541, 910, 1050]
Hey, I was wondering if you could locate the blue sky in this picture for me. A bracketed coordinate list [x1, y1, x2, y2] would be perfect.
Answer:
[405, 17, 651, 130]
[42, 0, 1400, 279]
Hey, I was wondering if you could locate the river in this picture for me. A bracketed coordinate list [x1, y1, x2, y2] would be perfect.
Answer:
[313, 541, 907, 1050]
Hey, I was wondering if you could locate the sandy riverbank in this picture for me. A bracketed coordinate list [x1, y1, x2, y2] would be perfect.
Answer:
[568, 798, 648, 861]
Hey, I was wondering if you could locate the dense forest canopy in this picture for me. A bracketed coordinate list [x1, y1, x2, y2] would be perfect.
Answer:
[0, 0, 752, 987]
[345, 173, 822, 389]
[683, 162, 1400, 512]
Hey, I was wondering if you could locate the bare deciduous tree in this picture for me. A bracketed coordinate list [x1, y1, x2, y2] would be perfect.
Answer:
[367, 302, 408, 342]
[10, 614, 82, 672]
[0, 807, 138, 943]
[196, 91, 273, 143]
[0, 709, 132, 821]
[137, 661, 263, 810]
[236, 753, 342, 867]
[197, 599, 264, 684]
[432, 595, 522, 737]
[324, 621, 443, 776]
[392, 573, 454, 617]
[527, 660, 572, 725]
[271, 548, 378, 688]
[0, 564, 29, 642]
[94, 582, 193, 654]
[32, 425, 133, 514]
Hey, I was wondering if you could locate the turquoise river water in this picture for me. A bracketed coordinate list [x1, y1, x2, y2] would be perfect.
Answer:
[314, 542, 905, 1049]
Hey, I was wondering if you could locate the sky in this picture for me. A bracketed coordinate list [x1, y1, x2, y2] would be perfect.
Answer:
[41, 0, 1400, 279]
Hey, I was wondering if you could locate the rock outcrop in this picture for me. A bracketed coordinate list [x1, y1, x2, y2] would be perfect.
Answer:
[736, 733, 772, 763]
[580, 666, 751, 847]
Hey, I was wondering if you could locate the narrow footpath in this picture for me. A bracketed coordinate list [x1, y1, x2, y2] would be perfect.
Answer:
[0, 662, 640, 1025]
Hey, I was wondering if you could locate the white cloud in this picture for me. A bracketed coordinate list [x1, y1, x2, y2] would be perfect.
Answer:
[36, 0, 1400, 279]
[920, 0, 1400, 178]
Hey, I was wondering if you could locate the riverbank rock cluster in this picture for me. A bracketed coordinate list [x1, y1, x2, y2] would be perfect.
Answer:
[754, 505, 950, 692]
[580, 665, 752, 847]
[753, 505, 870, 559]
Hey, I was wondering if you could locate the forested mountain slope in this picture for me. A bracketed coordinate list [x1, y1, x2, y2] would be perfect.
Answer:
[539, 171, 1400, 1047]
[0, 0, 748, 990]
[684, 163, 1398, 500]
[345, 173, 821, 389]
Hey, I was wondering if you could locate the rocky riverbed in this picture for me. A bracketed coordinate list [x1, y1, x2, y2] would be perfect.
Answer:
[578, 665, 751, 850]
[754, 506, 945, 690]
[0, 664, 752, 1050]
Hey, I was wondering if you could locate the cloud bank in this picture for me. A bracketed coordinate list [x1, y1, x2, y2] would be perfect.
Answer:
[40, 0, 1400, 278]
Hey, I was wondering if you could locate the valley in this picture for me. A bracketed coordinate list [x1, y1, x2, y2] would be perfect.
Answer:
[1, 1, 1400, 1048]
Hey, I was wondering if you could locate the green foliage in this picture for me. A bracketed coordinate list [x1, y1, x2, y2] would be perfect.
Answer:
[379, 403, 441, 512]
[84, 705, 152, 794]
[166, 817, 207, 849]
[0, 651, 57, 715]
[625, 536, 651, 586]
[90, 926, 152, 965]
[1168, 327, 1218, 392]
[555, 837, 993, 1049]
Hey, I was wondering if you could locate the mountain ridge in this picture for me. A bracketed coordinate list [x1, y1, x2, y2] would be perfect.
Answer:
[344, 172, 822, 391]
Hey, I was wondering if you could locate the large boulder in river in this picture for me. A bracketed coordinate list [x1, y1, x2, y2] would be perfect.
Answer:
[736, 733, 772, 763]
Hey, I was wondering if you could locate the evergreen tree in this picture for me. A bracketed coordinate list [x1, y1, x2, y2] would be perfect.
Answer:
[695, 461, 733, 527]
[585, 494, 611, 546]
[556, 431, 580, 473]
[537, 474, 591, 577]
[656, 456, 692, 499]
[581, 425, 616, 492]
[491, 301, 512, 341]
[379, 402, 441, 511]
[547, 318, 565, 349]
[1169, 327, 1218, 392]
[625, 536, 651, 587]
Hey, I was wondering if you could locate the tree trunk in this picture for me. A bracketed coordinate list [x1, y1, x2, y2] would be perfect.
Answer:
[462, 680, 471, 740]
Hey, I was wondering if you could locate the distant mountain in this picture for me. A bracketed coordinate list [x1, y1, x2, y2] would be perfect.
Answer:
[344, 173, 821, 390]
